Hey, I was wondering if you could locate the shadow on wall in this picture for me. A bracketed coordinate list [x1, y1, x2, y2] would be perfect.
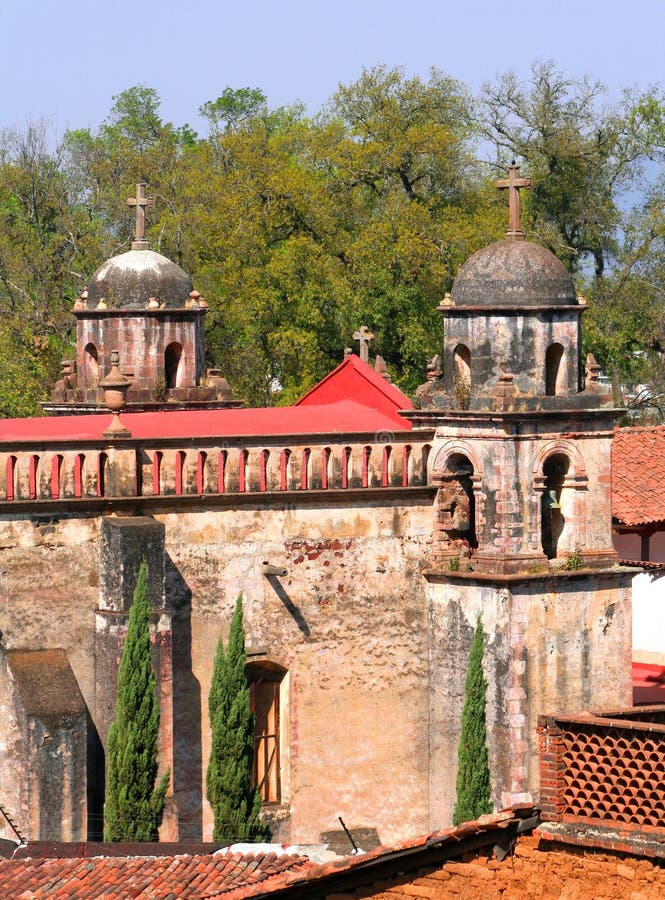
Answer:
[265, 575, 311, 638]
[166, 555, 203, 841]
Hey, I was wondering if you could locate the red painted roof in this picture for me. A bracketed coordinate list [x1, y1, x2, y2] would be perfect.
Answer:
[612, 426, 665, 526]
[633, 661, 665, 705]
[0, 400, 411, 444]
[0, 850, 313, 899]
[296, 354, 412, 418]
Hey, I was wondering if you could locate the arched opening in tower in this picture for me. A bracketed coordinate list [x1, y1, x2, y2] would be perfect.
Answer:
[165, 342, 183, 389]
[541, 452, 569, 558]
[545, 343, 565, 396]
[453, 344, 471, 404]
[437, 453, 477, 551]
[84, 343, 99, 389]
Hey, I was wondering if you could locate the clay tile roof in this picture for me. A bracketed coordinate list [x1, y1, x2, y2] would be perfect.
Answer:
[219, 809, 530, 899]
[0, 851, 314, 899]
[612, 425, 665, 526]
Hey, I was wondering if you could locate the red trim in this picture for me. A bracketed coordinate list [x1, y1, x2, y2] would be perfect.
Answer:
[51, 455, 62, 499]
[6, 456, 16, 501]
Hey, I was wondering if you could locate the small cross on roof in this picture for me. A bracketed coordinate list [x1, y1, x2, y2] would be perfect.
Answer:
[127, 183, 155, 249]
[496, 164, 532, 240]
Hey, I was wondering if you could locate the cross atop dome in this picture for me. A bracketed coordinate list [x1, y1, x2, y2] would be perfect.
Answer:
[127, 182, 155, 250]
[496, 164, 532, 240]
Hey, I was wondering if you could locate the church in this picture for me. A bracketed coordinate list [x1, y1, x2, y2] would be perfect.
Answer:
[0, 173, 633, 847]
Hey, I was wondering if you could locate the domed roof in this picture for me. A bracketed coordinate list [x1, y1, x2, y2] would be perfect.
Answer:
[87, 248, 193, 310]
[451, 239, 576, 308]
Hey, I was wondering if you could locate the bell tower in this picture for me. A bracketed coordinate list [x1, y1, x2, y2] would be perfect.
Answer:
[411, 167, 634, 822]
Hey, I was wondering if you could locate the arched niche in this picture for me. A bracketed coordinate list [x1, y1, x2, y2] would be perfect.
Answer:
[433, 447, 481, 554]
[453, 344, 471, 406]
[164, 342, 183, 389]
[541, 452, 569, 558]
[84, 343, 99, 389]
[545, 343, 565, 396]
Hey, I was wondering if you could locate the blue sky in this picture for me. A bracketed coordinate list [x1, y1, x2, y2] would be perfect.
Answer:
[1, 0, 663, 137]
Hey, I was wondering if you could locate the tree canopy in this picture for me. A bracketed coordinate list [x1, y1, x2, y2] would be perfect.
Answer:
[2, 65, 665, 415]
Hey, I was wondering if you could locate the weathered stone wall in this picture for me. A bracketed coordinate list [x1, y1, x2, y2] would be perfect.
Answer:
[443, 311, 582, 398]
[157, 498, 433, 845]
[0, 494, 434, 846]
[431, 414, 617, 568]
[428, 572, 633, 823]
[75, 311, 206, 397]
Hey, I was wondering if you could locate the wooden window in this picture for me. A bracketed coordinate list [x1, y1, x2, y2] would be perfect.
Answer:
[249, 672, 283, 803]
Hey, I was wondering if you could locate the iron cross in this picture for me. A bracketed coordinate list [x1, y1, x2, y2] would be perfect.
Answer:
[127, 183, 155, 243]
[353, 325, 375, 363]
[496, 164, 532, 238]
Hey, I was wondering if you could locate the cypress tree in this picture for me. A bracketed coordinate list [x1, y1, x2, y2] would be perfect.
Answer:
[206, 595, 269, 842]
[453, 617, 492, 826]
[104, 561, 170, 841]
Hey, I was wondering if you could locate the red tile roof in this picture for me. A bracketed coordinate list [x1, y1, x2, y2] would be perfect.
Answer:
[296, 354, 412, 417]
[0, 850, 313, 899]
[612, 425, 665, 526]
[222, 809, 531, 899]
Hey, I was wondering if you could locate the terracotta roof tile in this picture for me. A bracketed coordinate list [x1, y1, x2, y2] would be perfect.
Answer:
[612, 425, 665, 526]
[0, 852, 313, 899]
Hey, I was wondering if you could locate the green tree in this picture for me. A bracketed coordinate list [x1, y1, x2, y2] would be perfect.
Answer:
[104, 561, 170, 841]
[206, 596, 268, 842]
[453, 618, 492, 826]
[200, 87, 268, 136]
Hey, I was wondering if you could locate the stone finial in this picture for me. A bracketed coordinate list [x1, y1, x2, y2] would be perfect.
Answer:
[353, 325, 374, 364]
[73, 285, 88, 310]
[437, 292, 454, 311]
[205, 367, 233, 400]
[147, 296, 160, 309]
[577, 293, 587, 306]
[127, 183, 154, 250]
[186, 290, 200, 309]
[585, 353, 602, 387]
[101, 350, 132, 439]
[491, 372, 518, 410]
[374, 354, 392, 382]
[344, 347, 353, 358]
[496, 164, 533, 240]
[426, 354, 442, 381]
[96, 298, 108, 310]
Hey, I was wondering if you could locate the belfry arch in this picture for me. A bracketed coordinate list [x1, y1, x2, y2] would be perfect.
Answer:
[531, 441, 589, 559]
[432, 443, 483, 558]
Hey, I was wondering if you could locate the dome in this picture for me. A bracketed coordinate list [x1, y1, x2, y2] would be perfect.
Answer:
[87, 248, 193, 310]
[451, 239, 576, 308]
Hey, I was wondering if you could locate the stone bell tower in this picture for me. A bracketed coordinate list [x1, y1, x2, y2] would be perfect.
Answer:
[411, 166, 634, 823]
[45, 183, 240, 414]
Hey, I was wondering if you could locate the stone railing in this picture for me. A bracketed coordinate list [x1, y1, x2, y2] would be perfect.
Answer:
[538, 707, 665, 834]
[0, 434, 434, 504]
